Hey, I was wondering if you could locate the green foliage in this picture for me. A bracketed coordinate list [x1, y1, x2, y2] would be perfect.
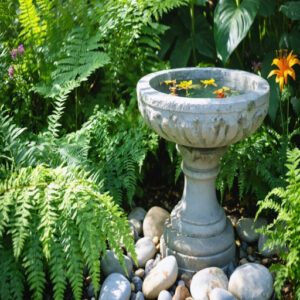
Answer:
[217, 126, 289, 201]
[280, 1, 300, 20]
[214, 0, 260, 63]
[256, 148, 300, 298]
[0, 165, 135, 300]
[18, 0, 46, 45]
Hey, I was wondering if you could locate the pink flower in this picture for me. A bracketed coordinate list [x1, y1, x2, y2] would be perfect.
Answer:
[10, 49, 17, 60]
[17, 44, 25, 55]
[8, 65, 14, 78]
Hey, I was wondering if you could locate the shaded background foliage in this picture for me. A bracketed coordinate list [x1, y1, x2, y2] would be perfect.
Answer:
[0, 0, 300, 299]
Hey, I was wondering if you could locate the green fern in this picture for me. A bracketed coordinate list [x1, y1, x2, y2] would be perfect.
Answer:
[0, 165, 135, 299]
[256, 148, 300, 297]
[18, 0, 46, 45]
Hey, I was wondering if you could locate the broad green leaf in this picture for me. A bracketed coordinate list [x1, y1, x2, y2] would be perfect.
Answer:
[280, 31, 300, 53]
[170, 36, 192, 67]
[214, 0, 260, 63]
[261, 52, 280, 122]
[258, 0, 276, 17]
[280, 1, 300, 20]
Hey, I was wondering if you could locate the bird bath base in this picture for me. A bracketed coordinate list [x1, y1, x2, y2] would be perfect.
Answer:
[160, 145, 235, 274]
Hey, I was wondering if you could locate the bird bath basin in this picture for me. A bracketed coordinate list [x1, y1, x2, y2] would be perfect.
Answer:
[137, 67, 270, 274]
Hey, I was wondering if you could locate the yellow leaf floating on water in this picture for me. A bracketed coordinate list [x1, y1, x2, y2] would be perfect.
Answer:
[177, 80, 193, 90]
[200, 78, 217, 88]
[163, 80, 176, 85]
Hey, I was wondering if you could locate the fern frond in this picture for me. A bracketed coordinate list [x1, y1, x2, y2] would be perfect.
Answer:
[0, 248, 24, 300]
[18, 0, 46, 45]
[23, 226, 46, 300]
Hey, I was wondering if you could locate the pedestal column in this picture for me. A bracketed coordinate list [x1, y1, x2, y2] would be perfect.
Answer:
[161, 145, 235, 274]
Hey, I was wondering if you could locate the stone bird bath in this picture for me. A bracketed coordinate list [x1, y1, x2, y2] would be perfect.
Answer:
[137, 67, 269, 274]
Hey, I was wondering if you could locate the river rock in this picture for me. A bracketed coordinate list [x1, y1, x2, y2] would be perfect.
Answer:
[129, 207, 147, 221]
[132, 276, 143, 292]
[101, 250, 133, 277]
[135, 237, 156, 267]
[258, 234, 278, 257]
[129, 219, 143, 236]
[157, 290, 172, 300]
[143, 206, 169, 238]
[228, 263, 273, 300]
[99, 273, 131, 300]
[236, 218, 267, 243]
[190, 267, 228, 300]
[209, 288, 237, 300]
[142, 255, 178, 299]
[173, 285, 191, 300]
[135, 291, 145, 300]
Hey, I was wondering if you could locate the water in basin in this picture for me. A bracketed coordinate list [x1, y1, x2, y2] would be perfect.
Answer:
[157, 78, 243, 98]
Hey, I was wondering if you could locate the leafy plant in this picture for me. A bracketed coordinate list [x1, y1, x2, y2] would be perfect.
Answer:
[217, 126, 290, 202]
[0, 107, 136, 300]
[256, 148, 300, 298]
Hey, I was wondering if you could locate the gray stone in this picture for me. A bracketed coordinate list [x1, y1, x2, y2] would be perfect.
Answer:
[128, 207, 147, 222]
[142, 255, 178, 299]
[258, 234, 277, 257]
[129, 219, 142, 236]
[135, 291, 145, 300]
[135, 237, 156, 267]
[209, 288, 237, 300]
[99, 273, 131, 300]
[137, 68, 269, 274]
[236, 218, 267, 243]
[143, 206, 169, 238]
[157, 290, 172, 300]
[129, 223, 139, 242]
[144, 259, 154, 276]
[228, 263, 273, 300]
[132, 276, 143, 292]
[101, 250, 133, 278]
[87, 283, 95, 297]
[190, 267, 229, 300]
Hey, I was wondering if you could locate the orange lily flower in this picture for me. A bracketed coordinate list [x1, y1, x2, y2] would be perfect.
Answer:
[268, 50, 300, 92]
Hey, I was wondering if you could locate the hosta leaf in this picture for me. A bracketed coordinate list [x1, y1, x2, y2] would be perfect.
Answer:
[214, 0, 260, 63]
[280, 1, 300, 20]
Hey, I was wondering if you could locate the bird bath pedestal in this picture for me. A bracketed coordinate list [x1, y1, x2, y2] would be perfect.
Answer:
[137, 68, 269, 274]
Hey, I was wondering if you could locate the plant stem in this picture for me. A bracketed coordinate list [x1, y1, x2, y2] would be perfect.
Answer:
[190, 2, 197, 65]
[75, 88, 78, 131]
[279, 97, 284, 135]
[286, 97, 290, 137]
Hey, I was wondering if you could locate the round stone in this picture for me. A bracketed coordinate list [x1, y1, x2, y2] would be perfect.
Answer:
[173, 285, 191, 300]
[143, 206, 169, 238]
[157, 290, 172, 300]
[144, 259, 155, 276]
[135, 268, 145, 278]
[128, 207, 147, 222]
[142, 255, 178, 299]
[190, 267, 228, 300]
[99, 273, 131, 300]
[135, 291, 145, 300]
[101, 250, 133, 278]
[135, 237, 156, 267]
[129, 219, 142, 236]
[132, 276, 143, 292]
[258, 234, 277, 257]
[209, 288, 237, 300]
[228, 263, 273, 300]
[236, 218, 267, 243]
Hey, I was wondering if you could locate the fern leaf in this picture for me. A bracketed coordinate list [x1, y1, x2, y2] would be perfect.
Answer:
[18, 0, 46, 45]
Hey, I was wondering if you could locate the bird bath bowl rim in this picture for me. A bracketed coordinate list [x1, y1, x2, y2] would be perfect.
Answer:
[137, 67, 270, 110]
